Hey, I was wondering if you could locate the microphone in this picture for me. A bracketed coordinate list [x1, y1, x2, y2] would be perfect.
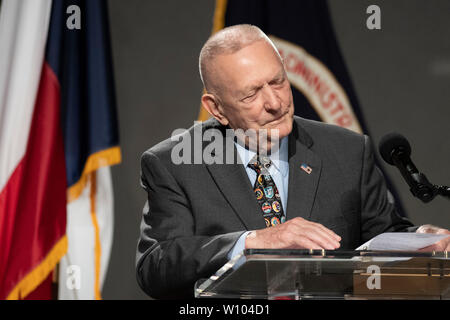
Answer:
[378, 133, 437, 203]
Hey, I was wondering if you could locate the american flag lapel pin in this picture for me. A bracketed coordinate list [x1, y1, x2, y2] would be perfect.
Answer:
[300, 163, 312, 174]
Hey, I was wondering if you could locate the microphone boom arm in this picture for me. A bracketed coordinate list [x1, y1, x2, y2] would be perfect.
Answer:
[391, 151, 448, 203]
[436, 185, 450, 199]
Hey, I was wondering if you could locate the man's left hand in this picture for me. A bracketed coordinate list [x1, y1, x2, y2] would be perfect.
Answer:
[417, 224, 450, 251]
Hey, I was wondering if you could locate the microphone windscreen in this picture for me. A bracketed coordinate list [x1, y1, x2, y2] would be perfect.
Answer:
[379, 132, 411, 165]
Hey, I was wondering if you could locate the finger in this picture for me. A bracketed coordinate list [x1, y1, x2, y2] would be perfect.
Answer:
[307, 223, 341, 248]
[278, 224, 328, 249]
[418, 245, 433, 252]
[292, 237, 324, 250]
[419, 240, 448, 252]
[438, 237, 450, 251]
[297, 225, 340, 250]
[312, 222, 342, 242]
[290, 218, 341, 245]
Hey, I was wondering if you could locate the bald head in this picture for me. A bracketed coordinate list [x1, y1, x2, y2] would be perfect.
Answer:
[199, 24, 294, 144]
[199, 24, 281, 95]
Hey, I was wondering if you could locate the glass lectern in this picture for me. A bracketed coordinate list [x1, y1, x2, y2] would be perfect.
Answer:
[195, 249, 450, 299]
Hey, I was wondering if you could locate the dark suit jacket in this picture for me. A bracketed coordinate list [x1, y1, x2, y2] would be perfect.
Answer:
[136, 116, 416, 299]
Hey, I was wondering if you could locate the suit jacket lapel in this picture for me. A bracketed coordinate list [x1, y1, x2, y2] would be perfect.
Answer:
[204, 121, 266, 230]
[286, 120, 322, 221]
[206, 163, 266, 230]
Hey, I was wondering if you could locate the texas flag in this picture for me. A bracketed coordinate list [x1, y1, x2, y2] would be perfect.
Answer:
[0, 0, 120, 300]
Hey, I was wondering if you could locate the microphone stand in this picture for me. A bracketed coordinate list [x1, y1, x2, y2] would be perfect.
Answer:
[392, 153, 450, 203]
[407, 172, 450, 203]
[436, 185, 450, 199]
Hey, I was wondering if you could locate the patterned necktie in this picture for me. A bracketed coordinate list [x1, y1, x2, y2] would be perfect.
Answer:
[248, 155, 286, 228]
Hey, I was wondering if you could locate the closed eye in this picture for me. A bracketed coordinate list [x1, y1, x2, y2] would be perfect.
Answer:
[241, 90, 258, 102]
[269, 77, 285, 86]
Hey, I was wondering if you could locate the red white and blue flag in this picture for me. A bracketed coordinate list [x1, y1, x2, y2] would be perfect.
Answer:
[0, 0, 120, 300]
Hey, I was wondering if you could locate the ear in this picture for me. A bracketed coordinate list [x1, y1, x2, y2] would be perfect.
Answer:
[201, 93, 229, 126]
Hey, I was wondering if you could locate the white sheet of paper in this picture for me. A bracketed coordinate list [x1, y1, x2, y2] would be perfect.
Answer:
[356, 232, 449, 251]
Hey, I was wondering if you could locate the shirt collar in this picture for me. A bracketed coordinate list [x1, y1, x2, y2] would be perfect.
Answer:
[235, 136, 289, 177]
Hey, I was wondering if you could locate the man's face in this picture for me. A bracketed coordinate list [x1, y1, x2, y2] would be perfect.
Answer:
[212, 40, 295, 143]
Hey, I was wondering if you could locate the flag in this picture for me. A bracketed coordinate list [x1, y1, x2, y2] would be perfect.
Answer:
[301, 164, 313, 175]
[198, 0, 407, 216]
[0, 0, 120, 300]
[46, 0, 120, 300]
[0, 0, 66, 299]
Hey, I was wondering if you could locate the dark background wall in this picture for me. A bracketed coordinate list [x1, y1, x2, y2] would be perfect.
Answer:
[104, 0, 450, 299]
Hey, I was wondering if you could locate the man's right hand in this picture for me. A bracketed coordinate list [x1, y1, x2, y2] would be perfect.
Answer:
[245, 217, 341, 250]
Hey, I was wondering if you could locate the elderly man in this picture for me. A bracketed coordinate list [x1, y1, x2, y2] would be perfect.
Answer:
[136, 24, 449, 299]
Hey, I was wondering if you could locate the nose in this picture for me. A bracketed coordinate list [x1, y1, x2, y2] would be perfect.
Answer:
[261, 84, 281, 112]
